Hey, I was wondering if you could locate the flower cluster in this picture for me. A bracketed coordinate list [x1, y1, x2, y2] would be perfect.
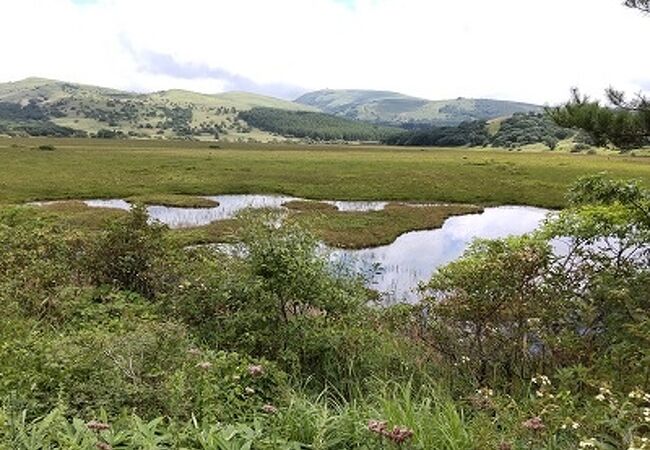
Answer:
[522, 416, 545, 432]
[262, 404, 278, 414]
[248, 364, 265, 377]
[628, 388, 650, 402]
[596, 385, 612, 401]
[469, 387, 495, 410]
[532, 374, 555, 399]
[579, 438, 598, 448]
[560, 419, 580, 430]
[531, 375, 551, 387]
[367, 420, 414, 445]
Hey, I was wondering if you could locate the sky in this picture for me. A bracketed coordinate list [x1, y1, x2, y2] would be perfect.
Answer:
[1, 0, 648, 104]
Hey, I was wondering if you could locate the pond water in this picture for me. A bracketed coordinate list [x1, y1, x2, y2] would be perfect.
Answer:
[74, 196, 550, 302]
[324, 201, 388, 211]
[330, 206, 550, 303]
[82, 195, 395, 228]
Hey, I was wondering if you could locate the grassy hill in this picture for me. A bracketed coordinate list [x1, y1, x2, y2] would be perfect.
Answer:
[0, 78, 546, 142]
[0, 78, 316, 141]
[295, 89, 542, 126]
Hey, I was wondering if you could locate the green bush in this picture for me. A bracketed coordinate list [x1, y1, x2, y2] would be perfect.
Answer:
[0, 208, 86, 321]
[85, 205, 177, 297]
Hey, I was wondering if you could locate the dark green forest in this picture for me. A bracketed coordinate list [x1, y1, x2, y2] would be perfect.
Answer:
[238, 107, 401, 141]
[383, 121, 490, 146]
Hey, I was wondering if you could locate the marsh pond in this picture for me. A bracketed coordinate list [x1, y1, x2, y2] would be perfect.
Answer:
[56, 195, 550, 302]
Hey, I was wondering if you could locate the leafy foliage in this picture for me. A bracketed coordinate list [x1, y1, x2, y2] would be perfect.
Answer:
[491, 113, 574, 149]
[417, 173, 650, 391]
[85, 205, 173, 297]
[548, 88, 649, 149]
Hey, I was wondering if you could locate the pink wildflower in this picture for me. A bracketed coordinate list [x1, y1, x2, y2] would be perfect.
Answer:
[522, 416, 545, 431]
[248, 364, 265, 377]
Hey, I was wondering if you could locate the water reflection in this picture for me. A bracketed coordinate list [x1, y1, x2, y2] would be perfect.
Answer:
[150, 195, 298, 228]
[81, 195, 397, 228]
[330, 206, 550, 304]
[324, 201, 388, 211]
[84, 199, 131, 210]
[77, 197, 550, 302]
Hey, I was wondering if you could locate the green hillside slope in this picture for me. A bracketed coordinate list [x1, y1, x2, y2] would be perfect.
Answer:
[295, 89, 542, 125]
[0, 78, 315, 141]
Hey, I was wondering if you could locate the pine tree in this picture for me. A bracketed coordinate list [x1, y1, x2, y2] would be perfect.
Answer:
[625, 0, 649, 12]
[548, 2, 649, 150]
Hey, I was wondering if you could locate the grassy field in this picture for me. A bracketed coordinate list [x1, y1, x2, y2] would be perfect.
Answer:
[1, 138, 649, 209]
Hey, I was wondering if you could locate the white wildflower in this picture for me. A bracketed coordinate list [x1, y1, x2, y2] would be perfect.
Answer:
[579, 438, 598, 448]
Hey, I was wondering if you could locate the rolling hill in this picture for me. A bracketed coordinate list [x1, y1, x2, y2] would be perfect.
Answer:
[0, 78, 546, 141]
[295, 89, 543, 126]
[0, 78, 316, 141]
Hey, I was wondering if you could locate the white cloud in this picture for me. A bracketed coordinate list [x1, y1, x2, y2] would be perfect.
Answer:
[0, 0, 648, 103]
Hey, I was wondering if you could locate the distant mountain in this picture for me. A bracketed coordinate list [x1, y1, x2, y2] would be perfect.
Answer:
[0, 78, 545, 141]
[295, 89, 543, 126]
[0, 78, 316, 140]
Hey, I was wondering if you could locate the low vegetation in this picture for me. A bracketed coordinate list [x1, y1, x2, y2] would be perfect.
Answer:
[0, 175, 648, 449]
[1, 138, 649, 208]
[287, 203, 482, 248]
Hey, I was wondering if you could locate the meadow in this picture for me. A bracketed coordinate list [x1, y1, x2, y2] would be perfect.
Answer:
[1, 173, 648, 449]
[1, 135, 649, 448]
[1, 137, 649, 208]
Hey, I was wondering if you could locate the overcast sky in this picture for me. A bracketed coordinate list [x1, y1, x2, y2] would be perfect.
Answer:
[1, 0, 648, 104]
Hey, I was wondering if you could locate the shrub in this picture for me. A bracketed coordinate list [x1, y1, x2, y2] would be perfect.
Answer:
[85, 205, 177, 297]
[0, 207, 85, 321]
[419, 236, 554, 385]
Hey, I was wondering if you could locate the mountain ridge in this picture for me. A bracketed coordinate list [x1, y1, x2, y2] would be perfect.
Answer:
[0, 78, 545, 140]
[295, 89, 543, 126]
